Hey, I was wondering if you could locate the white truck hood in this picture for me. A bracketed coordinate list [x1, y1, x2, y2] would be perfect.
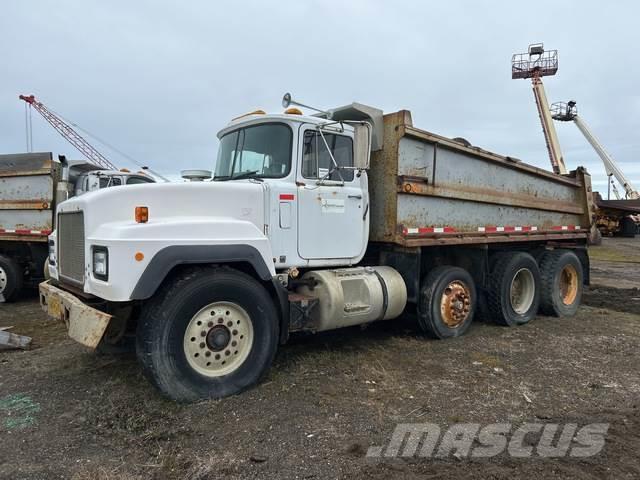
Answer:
[58, 180, 267, 232]
[53, 181, 272, 301]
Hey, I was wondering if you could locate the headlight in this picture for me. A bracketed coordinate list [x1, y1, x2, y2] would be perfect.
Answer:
[48, 239, 56, 265]
[92, 246, 108, 280]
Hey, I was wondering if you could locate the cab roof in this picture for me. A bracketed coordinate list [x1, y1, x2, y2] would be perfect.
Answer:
[217, 112, 354, 139]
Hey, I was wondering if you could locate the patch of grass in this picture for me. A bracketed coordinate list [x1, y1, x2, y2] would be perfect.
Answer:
[588, 245, 640, 263]
[0, 393, 40, 430]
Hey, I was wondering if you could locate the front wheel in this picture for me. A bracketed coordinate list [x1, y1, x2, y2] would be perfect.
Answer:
[136, 267, 279, 402]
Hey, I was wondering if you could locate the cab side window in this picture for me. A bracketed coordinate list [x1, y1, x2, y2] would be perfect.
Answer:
[99, 177, 122, 188]
[126, 176, 154, 185]
[302, 131, 354, 182]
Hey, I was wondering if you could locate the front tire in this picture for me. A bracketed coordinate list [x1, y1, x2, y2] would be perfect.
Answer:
[136, 267, 279, 402]
[486, 252, 541, 326]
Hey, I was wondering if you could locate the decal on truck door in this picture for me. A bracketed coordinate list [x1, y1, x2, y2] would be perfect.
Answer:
[320, 198, 345, 214]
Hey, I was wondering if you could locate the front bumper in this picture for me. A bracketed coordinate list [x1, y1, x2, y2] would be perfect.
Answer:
[39, 281, 112, 349]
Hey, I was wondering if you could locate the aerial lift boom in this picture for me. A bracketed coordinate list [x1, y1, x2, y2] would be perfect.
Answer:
[551, 101, 639, 200]
[512, 44, 567, 175]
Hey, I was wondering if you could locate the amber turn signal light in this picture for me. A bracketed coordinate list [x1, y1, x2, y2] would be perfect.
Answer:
[135, 206, 149, 223]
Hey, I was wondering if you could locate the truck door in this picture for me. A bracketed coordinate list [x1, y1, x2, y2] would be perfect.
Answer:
[297, 125, 367, 260]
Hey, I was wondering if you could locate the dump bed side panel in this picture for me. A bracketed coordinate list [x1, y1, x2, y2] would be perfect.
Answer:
[0, 152, 57, 242]
[369, 112, 593, 246]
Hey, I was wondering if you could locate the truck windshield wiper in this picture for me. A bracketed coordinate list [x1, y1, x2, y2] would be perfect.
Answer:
[231, 170, 260, 180]
[213, 170, 260, 182]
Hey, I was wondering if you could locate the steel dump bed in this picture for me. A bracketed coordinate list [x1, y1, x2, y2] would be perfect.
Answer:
[0, 152, 58, 242]
[368, 110, 593, 247]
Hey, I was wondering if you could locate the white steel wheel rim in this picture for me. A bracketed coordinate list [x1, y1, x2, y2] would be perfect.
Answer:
[0, 266, 7, 294]
[510, 268, 535, 314]
[183, 301, 254, 377]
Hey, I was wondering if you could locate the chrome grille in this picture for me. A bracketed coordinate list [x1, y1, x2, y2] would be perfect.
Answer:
[58, 211, 85, 285]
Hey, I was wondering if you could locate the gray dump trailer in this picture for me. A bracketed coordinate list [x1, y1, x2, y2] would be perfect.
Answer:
[0, 152, 154, 301]
[0, 153, 59, 301]
[365, 109, 594, 313]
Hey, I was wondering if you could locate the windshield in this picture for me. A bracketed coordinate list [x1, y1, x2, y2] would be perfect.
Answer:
[214, 123, 292, 180]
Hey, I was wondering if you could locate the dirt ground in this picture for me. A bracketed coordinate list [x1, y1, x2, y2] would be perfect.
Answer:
[1, 238, 639, 479]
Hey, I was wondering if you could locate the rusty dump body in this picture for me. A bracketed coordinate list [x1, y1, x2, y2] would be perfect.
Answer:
[0, 152, 59, 242]
[367, 110, 594, 247]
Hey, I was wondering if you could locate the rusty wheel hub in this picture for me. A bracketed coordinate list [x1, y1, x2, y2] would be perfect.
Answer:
[440, 281, 472, 327]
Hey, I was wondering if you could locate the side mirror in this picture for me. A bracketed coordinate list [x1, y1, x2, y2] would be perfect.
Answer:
[353, 123, 372, 170]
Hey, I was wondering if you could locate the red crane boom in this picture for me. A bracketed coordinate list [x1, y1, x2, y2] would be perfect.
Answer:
[19, 94, 118, 171]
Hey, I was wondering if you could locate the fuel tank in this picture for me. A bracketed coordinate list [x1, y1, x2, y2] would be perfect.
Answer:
[296, 266, 407, 332]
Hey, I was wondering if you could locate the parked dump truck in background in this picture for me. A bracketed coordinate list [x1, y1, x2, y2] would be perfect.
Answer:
[39, 98, 594, 401]
[0, 152, 155, 301]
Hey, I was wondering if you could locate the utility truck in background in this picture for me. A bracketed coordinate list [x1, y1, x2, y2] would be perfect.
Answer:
[551, 100, 640, 237]
[39, 94, 594, 401]
[0, 152, 154, 301]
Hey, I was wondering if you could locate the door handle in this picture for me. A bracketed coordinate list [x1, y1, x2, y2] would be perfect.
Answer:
[348, 194, 362, 199]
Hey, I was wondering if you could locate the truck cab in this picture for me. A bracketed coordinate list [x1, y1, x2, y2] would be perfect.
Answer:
[74, 170, 155, 196]
[212, 111, 369, 268]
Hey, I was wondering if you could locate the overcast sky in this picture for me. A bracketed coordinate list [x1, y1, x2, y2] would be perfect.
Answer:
[2, 0, 638, 193]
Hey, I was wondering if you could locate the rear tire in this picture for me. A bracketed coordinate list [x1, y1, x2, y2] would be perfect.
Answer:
[418, 266, 476, 339]
[0, 254, 23, 302]
[136, 267, 279, 402]
[486, 252, 540, 326]
[538, 250, 583, 317]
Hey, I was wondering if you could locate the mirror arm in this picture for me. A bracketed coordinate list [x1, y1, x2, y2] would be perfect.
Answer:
[317, 127, 345, 183]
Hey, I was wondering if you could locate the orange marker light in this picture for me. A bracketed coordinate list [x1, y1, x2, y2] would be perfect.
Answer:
[135, 252, 144, 262]
[135, 206, 149, 223]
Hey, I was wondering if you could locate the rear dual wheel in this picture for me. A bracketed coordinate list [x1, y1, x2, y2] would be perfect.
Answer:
[486, 252, 541, 326]
[539, 250, 583, 317]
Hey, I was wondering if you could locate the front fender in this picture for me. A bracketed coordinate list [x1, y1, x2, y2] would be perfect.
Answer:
[130, 244, 274, 300]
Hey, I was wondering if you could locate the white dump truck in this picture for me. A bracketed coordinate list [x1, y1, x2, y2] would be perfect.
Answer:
[40, 97, 594, 401]
[0, 153, 154, 301]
